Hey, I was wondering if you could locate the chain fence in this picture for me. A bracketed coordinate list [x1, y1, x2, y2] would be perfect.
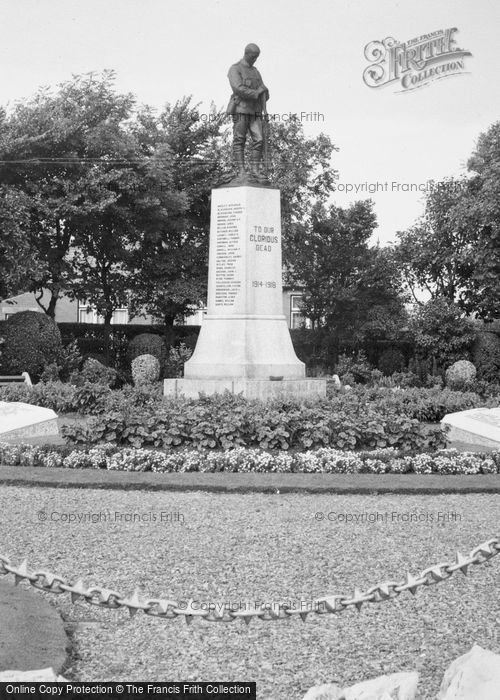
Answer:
[1, 537, 499, 625]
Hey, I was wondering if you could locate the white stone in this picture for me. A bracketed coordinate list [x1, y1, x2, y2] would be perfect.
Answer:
[343, 672, 419, 699]
[183, 186, 305, 380]
[0, 401, 59, 440]
[302, 673, 418, 700]
[437, 645, 500, 699]
[441, 407, 500, 447]
[0, 668, 67, 681]
[331, 374, 342, 389]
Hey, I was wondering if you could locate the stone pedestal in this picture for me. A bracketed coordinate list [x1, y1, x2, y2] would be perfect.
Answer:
[164, 377, 326, 400]
[164, 186, 326, 400]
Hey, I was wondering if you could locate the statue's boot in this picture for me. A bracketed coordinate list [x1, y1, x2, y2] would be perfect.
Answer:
[249, 148, 270, 186]
[232, 146, 248, 184]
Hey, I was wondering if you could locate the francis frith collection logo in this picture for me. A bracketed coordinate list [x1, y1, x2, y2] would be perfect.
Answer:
[363, 28, 472, 91]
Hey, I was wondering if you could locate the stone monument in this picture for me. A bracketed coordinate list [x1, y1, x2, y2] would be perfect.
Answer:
[164, 44, 326, 400]
[441, 406, 500, 448]
[0, 402, 59, 442]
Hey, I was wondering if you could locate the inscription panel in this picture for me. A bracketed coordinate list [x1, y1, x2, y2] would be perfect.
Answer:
[207, 188, 283, 317]
[214, 203, 243, 309]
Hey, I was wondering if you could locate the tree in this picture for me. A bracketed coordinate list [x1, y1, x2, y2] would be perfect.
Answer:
[408, 297, 476, 370]
[66, 95, 194, 357]
[286, 200, 407, 347]
[394, 123, 500, 322]
[394, 178, 474, 304]
[0, 185, 40, 298]
[0, 71, 138, 318]
[267, 119, 338, 225]
[459, 122, 500, 320]
[129, 97, 227, 330]
[0, 75, 339, 341]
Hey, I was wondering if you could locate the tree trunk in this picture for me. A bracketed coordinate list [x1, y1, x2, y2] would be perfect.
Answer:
[163, 312, 176, 349]
[103, 310, 113, 365]
[34, 286, 59, 319]
[46, 291, 59, 320]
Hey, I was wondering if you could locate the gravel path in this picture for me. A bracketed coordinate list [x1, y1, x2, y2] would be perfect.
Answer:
[1, 487, 499, 699]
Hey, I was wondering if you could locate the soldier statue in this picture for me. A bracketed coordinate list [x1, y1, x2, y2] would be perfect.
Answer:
[224, 43, 271, 187]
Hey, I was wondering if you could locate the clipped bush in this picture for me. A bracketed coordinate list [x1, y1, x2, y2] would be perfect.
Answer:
[378, 346, 405, 376]
[127, 333, 166, 370]
[131, 354, 160, 386]
[473, 331, 500, 384]
[0, 310, 62, 381]
[445, 360, 477, 390]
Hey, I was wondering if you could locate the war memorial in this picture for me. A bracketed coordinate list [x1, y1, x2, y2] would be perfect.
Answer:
[164, 44, 326, 400]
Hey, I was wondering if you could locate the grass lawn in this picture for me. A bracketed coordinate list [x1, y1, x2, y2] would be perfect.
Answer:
[1, 487, 499, 699]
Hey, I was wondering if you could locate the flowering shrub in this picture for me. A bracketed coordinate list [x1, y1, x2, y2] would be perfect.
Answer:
[108, 447, 167, 472]
[1, 442, 499, 475]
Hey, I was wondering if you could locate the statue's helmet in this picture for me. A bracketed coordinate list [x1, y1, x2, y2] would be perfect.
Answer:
[244, 43, 260, 55]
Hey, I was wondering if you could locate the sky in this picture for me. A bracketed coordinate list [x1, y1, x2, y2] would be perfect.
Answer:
[1, 0, 498, 245]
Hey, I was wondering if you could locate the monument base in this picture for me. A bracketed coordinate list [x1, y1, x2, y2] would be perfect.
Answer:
[164, 377, 327, 401]
[441, 407, 500, 448]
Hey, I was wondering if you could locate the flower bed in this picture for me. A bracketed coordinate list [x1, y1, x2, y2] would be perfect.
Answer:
[2, 382, 499, 453]
[1, 442, 499, 475]
[0, 382, 496, 422]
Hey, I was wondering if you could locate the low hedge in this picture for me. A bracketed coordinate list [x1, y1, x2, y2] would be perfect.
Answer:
[0, 382, 495, 424]
[0, 381, 112, 414]
[352, 386, 491, 422]
[1, 442, 498, 475]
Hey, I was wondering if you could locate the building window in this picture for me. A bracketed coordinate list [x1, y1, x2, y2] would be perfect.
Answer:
[112, 308, 129, 325]
[78, 305, 95, 324]
[184, 307, 208, 325]
[290, 294, 310, 329]
[78, 303, 129, 324]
